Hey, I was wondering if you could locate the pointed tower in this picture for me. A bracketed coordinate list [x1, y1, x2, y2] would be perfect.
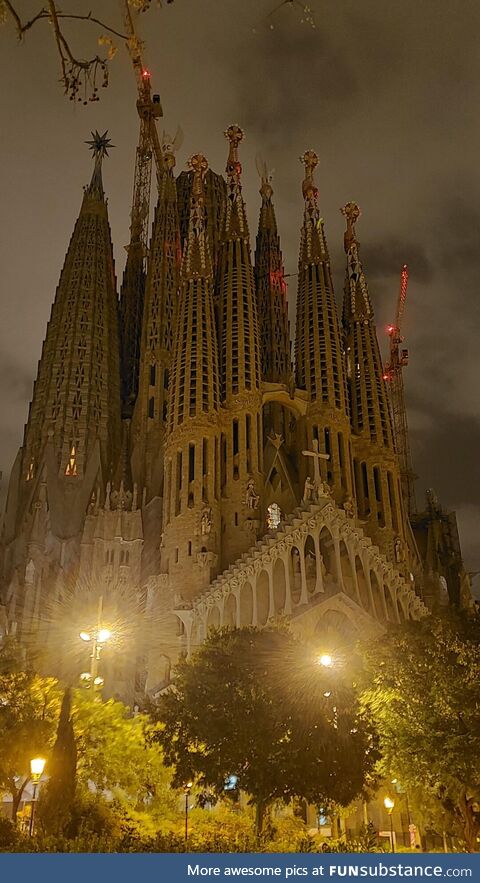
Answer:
[294, 152, 353, 507]
[9, 134, 120, 534]
[217, 126, 264, 568]
[2, 134, 121, 634]
[341, 202, 406, 557]
[131, 142, 181, 509]
[254, 169, 291, 385]
[161, 155, 221, 600]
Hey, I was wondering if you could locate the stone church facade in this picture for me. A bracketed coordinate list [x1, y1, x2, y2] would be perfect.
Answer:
[0, 127, 470, 701]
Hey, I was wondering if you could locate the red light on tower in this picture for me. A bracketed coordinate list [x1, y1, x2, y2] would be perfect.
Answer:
[142, 69, 151, 79]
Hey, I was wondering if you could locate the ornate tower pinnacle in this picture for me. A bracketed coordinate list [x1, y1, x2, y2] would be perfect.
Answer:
[85, 130, 114, 198]
[225, 124, 244, 174]
[223, 124, 249, 240]
[182, 154, 212, 281]
[341, 202, 374, 322]
[341, 200, 361, 253]
[301, 149, 319, 197]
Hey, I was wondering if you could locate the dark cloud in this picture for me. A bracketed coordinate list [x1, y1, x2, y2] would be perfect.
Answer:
[362, 240, 434, 284]
[0, 354, 34, 405]
[412, 409, 480, 508]
[225, 18, 359, 148]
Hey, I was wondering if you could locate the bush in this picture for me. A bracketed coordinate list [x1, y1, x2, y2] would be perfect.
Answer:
[0, 816, 32, 852]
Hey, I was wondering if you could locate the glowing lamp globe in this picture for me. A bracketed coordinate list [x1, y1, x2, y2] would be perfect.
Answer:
[97, 628, 111, 644]
[30, 757, 46, 778]
[318, 654, 333, 668]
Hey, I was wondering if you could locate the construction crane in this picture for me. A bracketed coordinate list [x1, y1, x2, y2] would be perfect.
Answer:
[383, 264, 417, 517]
[119, 1, 165, 417]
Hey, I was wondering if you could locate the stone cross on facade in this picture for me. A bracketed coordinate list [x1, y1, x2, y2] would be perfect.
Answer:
[302, 439, 330, 499]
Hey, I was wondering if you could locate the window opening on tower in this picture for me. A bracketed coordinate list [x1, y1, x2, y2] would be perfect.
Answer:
[65, 445, 77, 477]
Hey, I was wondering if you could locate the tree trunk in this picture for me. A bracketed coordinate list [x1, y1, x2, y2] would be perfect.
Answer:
[460, 795, 478, 853]
[255, 800, 267, 839]
[11, 778, 29, 822]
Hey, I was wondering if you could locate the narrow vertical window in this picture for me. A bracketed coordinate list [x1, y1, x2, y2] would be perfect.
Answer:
[65, 445, 77, 476]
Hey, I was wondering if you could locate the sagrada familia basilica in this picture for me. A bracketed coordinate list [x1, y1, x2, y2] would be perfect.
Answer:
[0, 125, 471, 701]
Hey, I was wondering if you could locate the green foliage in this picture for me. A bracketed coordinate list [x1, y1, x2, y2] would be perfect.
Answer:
[71, 691, 176, 813]
[154, 626, 375, 834]
[0, 643, 62, 819]
[0, 816, 31, 851]
[360, 610, 480, 852]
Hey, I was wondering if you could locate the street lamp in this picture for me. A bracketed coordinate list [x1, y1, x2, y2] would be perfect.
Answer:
[184, 780, 193, 846]
[384, 796, 395, 853]
[79, 596, 112, 693]
[29, 756, 46, 836]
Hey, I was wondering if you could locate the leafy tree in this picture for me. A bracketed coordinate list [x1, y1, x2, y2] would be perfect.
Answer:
[71, 690, 175, 814]
[0, 640, 174, 829]
[0, 656, 61, 820]
[360, 610, 480, 852]
[153, 626, 375, 835]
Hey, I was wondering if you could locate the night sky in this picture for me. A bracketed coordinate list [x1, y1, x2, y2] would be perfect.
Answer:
[0, 0, 478, 570]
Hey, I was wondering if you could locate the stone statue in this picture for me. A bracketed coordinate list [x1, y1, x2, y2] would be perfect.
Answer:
[394, 537, 404, 564]
[245, 479, 260, 510]
[201, 506, 212, 535]
[303, 475, 316, 503]
[343, 496, 355, 518]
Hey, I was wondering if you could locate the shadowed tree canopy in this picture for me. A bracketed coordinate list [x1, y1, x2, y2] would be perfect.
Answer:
[360, 610, 480, 852]
[153, 626, 375, 834]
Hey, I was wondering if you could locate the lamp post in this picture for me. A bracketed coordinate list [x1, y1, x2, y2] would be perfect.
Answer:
[384, 796, 395, 853]
[184, 780, 193, 846]
[79, 595, 111, 694]
[29, 757, 46, 836]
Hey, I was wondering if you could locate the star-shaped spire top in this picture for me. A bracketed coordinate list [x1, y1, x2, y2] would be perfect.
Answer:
[85, 130, 114, 160]
[84, 131, 113, 200]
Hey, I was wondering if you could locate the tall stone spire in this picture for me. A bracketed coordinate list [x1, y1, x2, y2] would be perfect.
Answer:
[294, 152, 352, 505]
[218, 125, 262, 401]
[131, 142, 181, 502]
[341, 202, 406, 556]
[161, 155, 221, 599]
[4, 132, 121, 556]
[254, 169, 291, 384]
[217, 126, 264, 568]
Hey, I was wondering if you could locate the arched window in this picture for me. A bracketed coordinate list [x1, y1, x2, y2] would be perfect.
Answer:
[267, 503, 282, 530]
